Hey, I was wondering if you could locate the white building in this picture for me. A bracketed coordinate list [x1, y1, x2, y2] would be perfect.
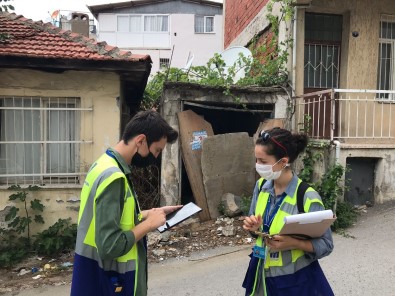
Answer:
[88, 0, 223, 76]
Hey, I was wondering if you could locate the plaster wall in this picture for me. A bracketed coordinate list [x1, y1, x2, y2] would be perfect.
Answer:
[0, 68, 121, 233]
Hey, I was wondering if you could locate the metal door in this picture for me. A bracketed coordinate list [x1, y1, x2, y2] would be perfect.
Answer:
[344, 157, 376, 206]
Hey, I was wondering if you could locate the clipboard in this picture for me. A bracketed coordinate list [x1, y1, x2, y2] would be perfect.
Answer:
[279, 210, 336, 239]
[157, 202, 202, 233]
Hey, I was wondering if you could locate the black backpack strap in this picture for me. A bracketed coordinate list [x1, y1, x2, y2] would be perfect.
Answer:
[259, 179, 267, 192]
[296, 181, 310, 213]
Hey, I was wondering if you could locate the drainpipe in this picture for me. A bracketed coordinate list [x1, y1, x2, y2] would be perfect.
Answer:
[333, 140, 341, 164]
[291, 6, 298, 97]
[332, 140, 341, 214]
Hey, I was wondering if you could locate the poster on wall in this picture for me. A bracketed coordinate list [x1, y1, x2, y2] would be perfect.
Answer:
[190, 130, 208, 150]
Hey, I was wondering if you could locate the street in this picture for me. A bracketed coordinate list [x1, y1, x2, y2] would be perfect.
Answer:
[3, 201, 395, 296]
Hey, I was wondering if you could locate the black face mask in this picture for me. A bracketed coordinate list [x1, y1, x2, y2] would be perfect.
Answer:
[131, 151, 157, 167]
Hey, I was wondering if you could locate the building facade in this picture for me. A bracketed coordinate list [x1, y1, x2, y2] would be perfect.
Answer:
[224, 0, 395, 205]
[88, 0, 224, 76]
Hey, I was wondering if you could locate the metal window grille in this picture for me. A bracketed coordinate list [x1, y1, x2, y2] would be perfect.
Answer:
[304, 13, 342, 89]
[377, 15, 395, 100]
[195, 16, 214, 33]
[304, 44, 340, 88]
[0, 96, 93, 186]
[159, 58, 170, 69]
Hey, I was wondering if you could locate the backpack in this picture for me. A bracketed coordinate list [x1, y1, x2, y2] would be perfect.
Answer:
[259, 179, 310, 213]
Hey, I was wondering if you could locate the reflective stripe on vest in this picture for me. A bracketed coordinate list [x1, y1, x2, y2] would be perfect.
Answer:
[75, 153, 138, 288]
[255, 177, 323, 272]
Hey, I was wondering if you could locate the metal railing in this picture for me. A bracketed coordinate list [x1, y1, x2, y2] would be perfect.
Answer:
[295, 89, 395, 141]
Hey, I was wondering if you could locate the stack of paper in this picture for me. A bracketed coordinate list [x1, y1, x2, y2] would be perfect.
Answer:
[279, 210, 336, 239]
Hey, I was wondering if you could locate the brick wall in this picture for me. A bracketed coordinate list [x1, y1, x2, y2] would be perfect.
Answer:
[248, 28, 275, 63]
[224, 0, 270, 48]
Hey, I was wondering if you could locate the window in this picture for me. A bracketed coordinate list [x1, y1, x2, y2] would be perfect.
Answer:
[0, 97, 90, 186]
[195, 16, 214, 33]
[377, 15, 395, 99]
[116, 15, 168, 33]
[159, 58, 170, 70]
[304, 13, 342, 89]
[144, 15, 168, 32]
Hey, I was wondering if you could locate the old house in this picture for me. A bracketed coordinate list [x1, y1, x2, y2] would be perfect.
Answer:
[224, 0, 395, 206]
[87, 0, 223, 76]
[0, 13, 151, 231]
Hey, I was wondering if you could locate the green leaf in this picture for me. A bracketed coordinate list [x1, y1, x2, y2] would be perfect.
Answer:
[31, 199, 45, 212]
[8, 216, 20, 228]
[34, 215, 45, 224]
[5, 207, 18, 221]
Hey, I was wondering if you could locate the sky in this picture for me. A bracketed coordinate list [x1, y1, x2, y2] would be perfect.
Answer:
[13, 0, 223, 23]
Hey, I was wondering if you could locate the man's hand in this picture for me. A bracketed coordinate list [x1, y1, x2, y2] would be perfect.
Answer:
[160, 205, 183, 215]
[243, 215, 263, 232]
[145, 208, 166, 231]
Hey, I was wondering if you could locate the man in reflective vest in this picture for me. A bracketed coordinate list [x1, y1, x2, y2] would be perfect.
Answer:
[71, 110, 180, 296]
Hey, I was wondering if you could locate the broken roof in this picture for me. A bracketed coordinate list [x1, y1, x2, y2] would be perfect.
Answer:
[0, 12, 152, 73]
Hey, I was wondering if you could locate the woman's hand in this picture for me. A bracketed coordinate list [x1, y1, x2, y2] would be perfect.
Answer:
[265, 235, 314, 253]
[243, 215, 263, 232]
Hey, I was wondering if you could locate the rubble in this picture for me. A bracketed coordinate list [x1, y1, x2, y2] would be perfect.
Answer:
[1, 216, 253, 293]
[147, 215, 252, 263]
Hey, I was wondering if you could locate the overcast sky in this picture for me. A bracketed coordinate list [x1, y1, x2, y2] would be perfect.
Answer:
[13, 0, 223, 23]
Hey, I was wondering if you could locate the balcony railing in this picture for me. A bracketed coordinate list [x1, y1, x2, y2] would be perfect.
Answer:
[295, 89, 395, 143]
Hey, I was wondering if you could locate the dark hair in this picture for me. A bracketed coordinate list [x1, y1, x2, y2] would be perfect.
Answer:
[122, 110, 178, 146]
[255, 127, 308, 163]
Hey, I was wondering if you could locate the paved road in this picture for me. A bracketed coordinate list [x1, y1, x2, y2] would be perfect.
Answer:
[4, 201, 395, 296]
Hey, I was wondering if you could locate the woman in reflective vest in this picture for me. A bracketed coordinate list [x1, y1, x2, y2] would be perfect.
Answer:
[242, 128, 334, 296]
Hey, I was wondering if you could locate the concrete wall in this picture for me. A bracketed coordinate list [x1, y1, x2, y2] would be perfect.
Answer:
[201, 132, 255, 218]
[0, 68, 121, 234]
[338, 145, 395, 204]
[160, 82, 290, 206]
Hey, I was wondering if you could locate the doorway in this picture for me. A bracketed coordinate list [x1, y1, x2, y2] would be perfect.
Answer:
[303, 13, 343, 138]
[344, 157, 376, 206]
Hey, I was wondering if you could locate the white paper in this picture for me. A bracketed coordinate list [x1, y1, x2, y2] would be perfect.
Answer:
[157, 202, 202, 233]
[283, 210, 334, 225]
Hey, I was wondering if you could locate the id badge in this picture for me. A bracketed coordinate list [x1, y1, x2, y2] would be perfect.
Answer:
[252, 245, 266, 259]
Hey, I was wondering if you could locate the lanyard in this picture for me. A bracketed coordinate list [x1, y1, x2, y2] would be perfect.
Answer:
[262, 192, 286, 233]
[105, 149, 143, 221]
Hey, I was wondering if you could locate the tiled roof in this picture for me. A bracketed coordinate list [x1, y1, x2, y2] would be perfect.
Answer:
[0, 12, 151, 63]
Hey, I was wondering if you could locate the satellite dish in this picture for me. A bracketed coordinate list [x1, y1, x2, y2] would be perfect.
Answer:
[212, 46, 253, 82]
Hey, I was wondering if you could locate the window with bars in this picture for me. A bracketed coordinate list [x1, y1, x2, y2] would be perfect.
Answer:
[0, 97, 91, 186]
[159, 58, 170, 70]
[304, 13, 342, 89]
[195, 15, 214, 33]
[377, 15, 395, 100]
[117, 14, 169, 33]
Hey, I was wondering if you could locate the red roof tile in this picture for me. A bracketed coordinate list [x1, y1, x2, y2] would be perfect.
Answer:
[0, 13, 151, 63]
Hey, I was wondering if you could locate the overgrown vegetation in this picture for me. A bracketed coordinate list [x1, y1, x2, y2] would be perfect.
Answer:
[141, 0, 295, 111]
[33, 218, 77, 256]
[0, 186, 77, 268]
[299, 143, 358, 231]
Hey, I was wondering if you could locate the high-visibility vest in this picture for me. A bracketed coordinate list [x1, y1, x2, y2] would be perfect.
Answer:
[249, 177, 324, 295]
[74, 152, 139, 294]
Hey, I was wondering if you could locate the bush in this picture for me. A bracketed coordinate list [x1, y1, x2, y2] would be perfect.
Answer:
[33, 218, 77, 256]
[332, 202, 358, 231]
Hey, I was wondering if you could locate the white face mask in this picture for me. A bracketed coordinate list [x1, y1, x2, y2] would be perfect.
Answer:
[255, 159, 288, 180]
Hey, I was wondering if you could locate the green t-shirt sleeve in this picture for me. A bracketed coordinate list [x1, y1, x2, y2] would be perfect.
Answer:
[95, 177, 136, 260]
